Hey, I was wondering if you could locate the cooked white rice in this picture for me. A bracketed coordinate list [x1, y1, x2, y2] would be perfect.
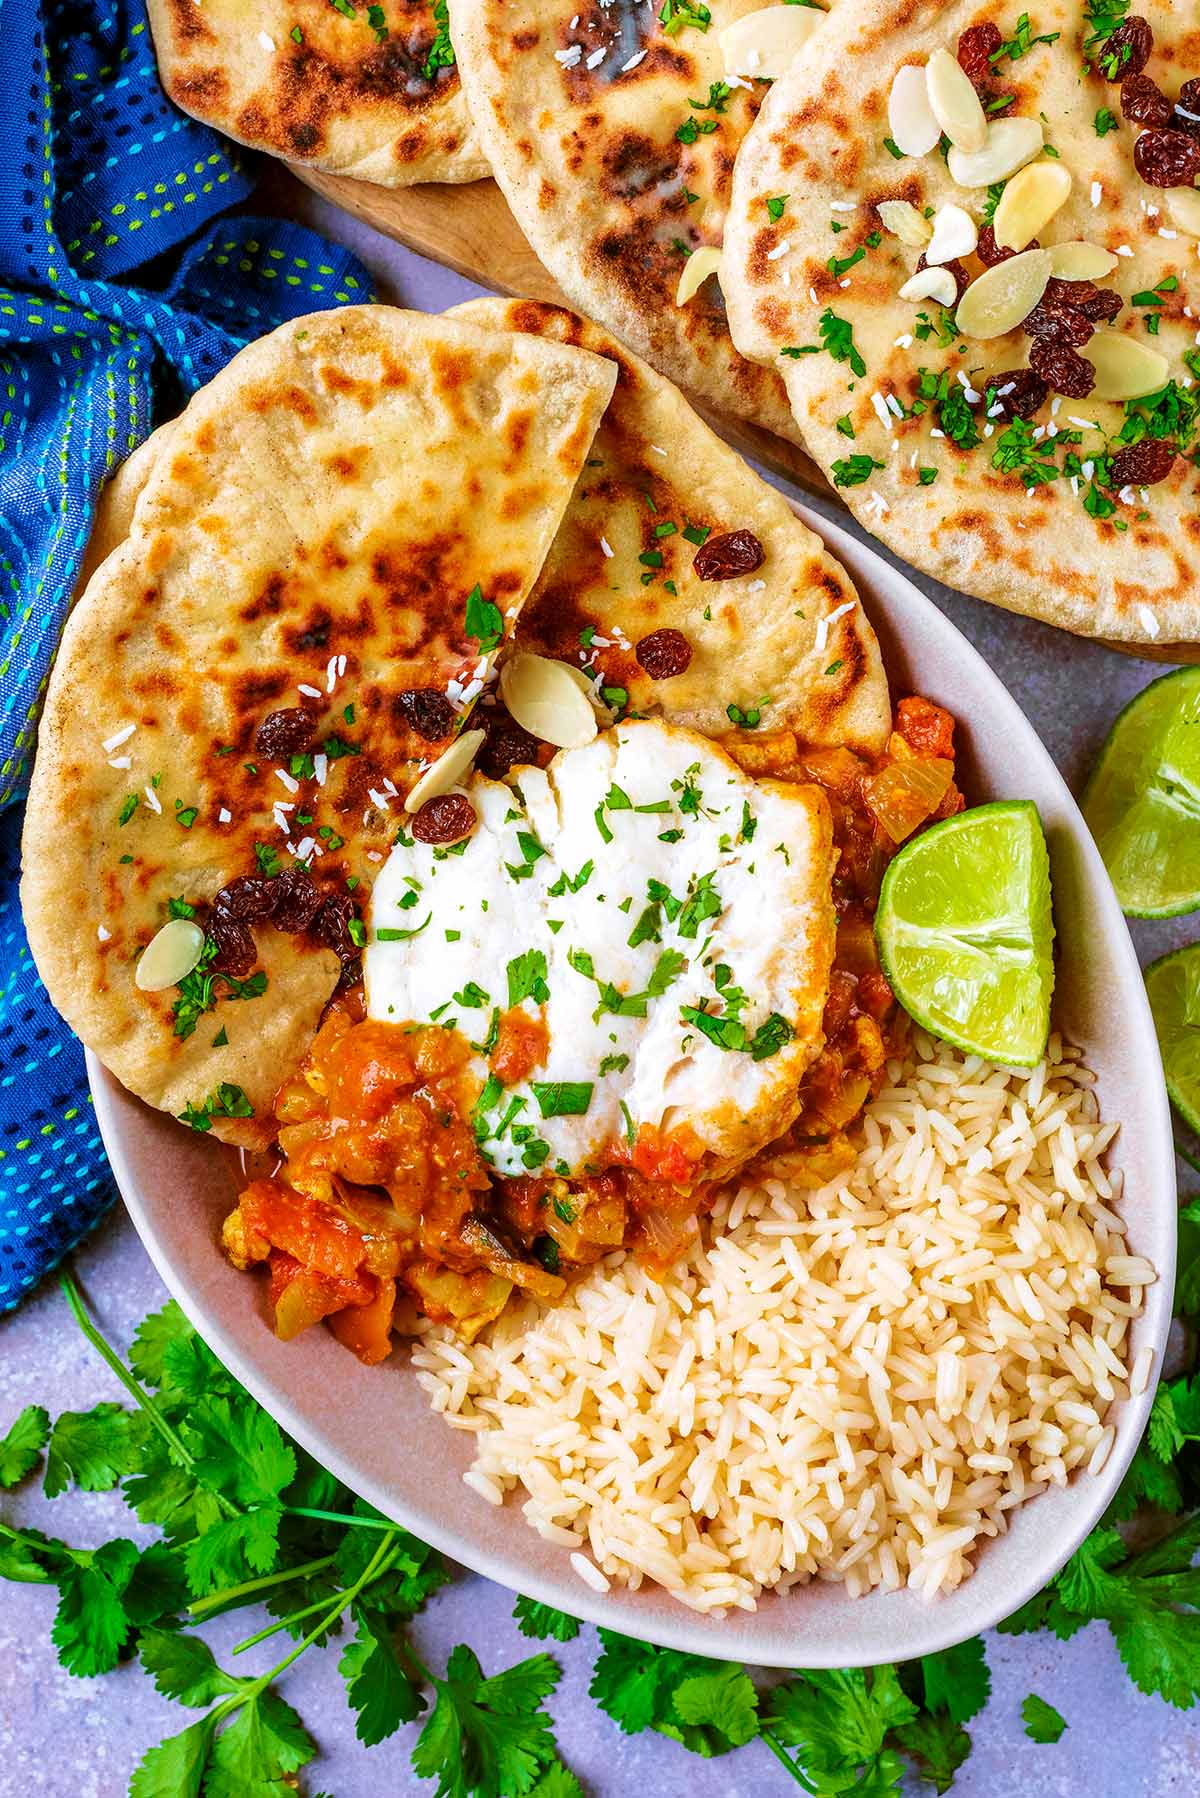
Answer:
[412, 1030, 1153, 1613]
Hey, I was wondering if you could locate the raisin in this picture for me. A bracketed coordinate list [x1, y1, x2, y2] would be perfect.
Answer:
[1028, 337, 1096, 398]
[214, 876, 278, 922]
[1121, 73, 1173, 128]
[692, 529, 765, 581]
[975, 224, 1035, 268]
[1133, 127, 1200, 187]
[1173, 84, 1200, 143]
[957, 21, 1001, 88]
[397, 687, 455, 743]
[476, 709, 542, 779]
[984, 369, 1048, 421]
[269, 865, 323, 933]
[1049, 281, 1123, 324]
[312, 893, 357, 961]
[1108, 437, 1178, 487]
[1099, 16, 1152, 80]
[412, 792, 477, 845]
[208, 917, 257, 978]
[1023, 301, 1095, 348]
[635, 628, 693, 679]
[254, 708, 314, 760]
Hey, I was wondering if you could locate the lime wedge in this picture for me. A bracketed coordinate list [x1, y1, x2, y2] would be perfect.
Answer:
[875, 800, 1055, 1068]
[1145, 945, 1200, 1135]
[1081, 667, 1200, 919]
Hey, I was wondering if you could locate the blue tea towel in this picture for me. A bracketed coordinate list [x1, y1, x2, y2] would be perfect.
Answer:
[0, 0, 373, 1308]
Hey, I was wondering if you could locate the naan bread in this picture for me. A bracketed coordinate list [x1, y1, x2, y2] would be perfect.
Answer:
[147, 0, 489, 186]
[22, 306, 616, 1142]
[449, 0, 831, 442]
[724, 0, 1200, 643]
[452, 297, 891, 753]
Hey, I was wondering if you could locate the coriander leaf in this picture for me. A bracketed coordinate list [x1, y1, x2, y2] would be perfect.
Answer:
[670, 1664, 759, 1749]
[530, 1768, 584, 1798]
[0, 1404, 50, 1487]
[919, 1635, 990, 1723]
[589, 1631, 666, 1733]
[763, 1665, 917, 1781]
[128, 1300, 194, 1386]
[129, 1713, 219, 1798]
[513, 1595, 581, 1641]
[339, 1601, 425, 1744]
[892, 1709, 971, 1794]
[203, 1690, 315, 1798]
[412, 1645, 561, 1798]
[123, 1541, 191, 1627]
[183, 1505, 283, 1596]
[139, 1627, 248, 1707]
[1021, 1693, 1066, 1742]
[44, 1401, 137, 1497]
[0, 1523, 62, 1583]
[181, 1393, 296, 1509]
[51, 1537, 139, 1676]
[1112, 1605, 1200, 1709]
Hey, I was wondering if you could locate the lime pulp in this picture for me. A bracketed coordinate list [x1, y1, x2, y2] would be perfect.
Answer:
[1144, 945, 1200, 1137]
[874, 800, 1055, 1068]
[1081, 666, 1200, 919]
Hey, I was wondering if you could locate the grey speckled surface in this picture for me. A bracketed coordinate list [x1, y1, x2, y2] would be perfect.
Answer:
[2, 171, 1199, 1796]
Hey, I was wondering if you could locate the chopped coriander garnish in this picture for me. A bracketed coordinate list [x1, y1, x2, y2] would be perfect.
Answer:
[1094, 105, 1118, 136]
[531, 1082, 593, 1119]
[464, 583, 503, 653]
[118, 795, 140, 826]
[507, 949, 549, 1007]
[766, 194, 789, 221]
[832, 453, 884, 488]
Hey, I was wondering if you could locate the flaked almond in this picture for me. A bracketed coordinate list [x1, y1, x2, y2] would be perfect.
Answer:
[404, 728, 486, 813]
[992, 161, 1072, 251]
[719, 3, 822, 79]
[955, 247, 1052, 338]
[499, 654, 599, 750]
[675, 244, 722, 307]
[899, 266, 960, 305]
[135, 918, 206, 993]
[926, 47, 988, 153]
[1046, 241, 1120, 280]
[877, 199, 933, 246]
[947, 116, 1044, 188]
[1087, 331, 1170, 401]
[1165, 185, 1200, 238]
[888, 64, 941, 158]
[562, 662, 615, 720]
[925, 202, 978, 264]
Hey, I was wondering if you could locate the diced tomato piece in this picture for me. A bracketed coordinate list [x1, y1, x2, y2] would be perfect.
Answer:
[895, 695, 956, 760]
[327, 1277, 396, 1365]
[631, 1133, 695, 1185]
[491, 1006, 550, 1085]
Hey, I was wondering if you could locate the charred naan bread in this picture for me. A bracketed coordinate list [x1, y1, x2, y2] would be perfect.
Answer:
[449, 0, 837, 442]
[22, 307, 616, 1142]
[724, 0, 1200, 643]
[452, 297, 890, 753]
[147, 0, 489, 186]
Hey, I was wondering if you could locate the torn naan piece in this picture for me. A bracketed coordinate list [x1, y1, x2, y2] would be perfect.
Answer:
[147, 0, 489, 186]
[22, 306, 616, 1142]
[724, 0, 1200, 643]
[451, 296, 890, 754]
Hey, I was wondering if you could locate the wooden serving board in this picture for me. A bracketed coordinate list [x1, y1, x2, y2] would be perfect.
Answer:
[292, 165, 1197, 667]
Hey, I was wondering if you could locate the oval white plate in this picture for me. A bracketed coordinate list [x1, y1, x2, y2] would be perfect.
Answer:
[89, 500, 1175, 1668]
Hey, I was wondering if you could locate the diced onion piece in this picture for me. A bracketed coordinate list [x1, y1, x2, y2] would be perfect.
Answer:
[992, 160, 1072, 252]
[899, 266, 959, 305]
[500, 652, 600, 750]
[404, 727, 486, 813]
[1088, 331, 1170, 401]
[135, 917, 206, 992]
[925, 202, 978, 264]
[955, 247, 1052, 339]
[865, 757, 954, 843]
[947, 116, 1044, 188]
[1046, 241, 1120, 280]
[888, 64, 941, 158]
[877, 199, 932, 246]
[1165, 185, 1200, 238]
[719, 3, 823, 79]
[675, 244, 722, 307]
[925, 47, 988, 153]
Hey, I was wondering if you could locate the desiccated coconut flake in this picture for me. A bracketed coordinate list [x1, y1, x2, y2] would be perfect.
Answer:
[298, 683, 322, 699]
[585, 45, 606, 69]
[143, 786, 162, 815]
[218, 807, 232, 823]
[814, 598, 858, 654]
[107, 755, 132, 770]
[1138, 606, 1160, 638]
[747, 579, 766, 592]
[555, 44, 583, 66]
[258, 31, 275, 52]
[275, 768, 299, 794]
[621, 49, 646, 70]
[314, 753, 328, 787]
[600, 536, 614, 558]
[1115, 245, 1134, 258]
[871, 392, 895, 430]
[97, 924, 111, 943]
[102, 723, 137, 753]
[765, 238, 793, 261]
